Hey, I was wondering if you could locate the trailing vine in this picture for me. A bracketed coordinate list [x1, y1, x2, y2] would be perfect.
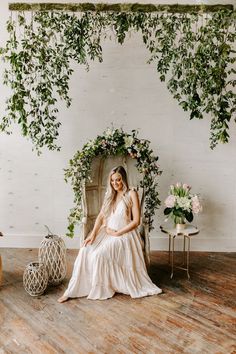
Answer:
[0, 8, 236, 151]
[65, 127, 161, 237]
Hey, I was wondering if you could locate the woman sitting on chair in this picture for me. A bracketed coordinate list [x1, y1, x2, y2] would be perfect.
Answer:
[58, 166, 162, 302]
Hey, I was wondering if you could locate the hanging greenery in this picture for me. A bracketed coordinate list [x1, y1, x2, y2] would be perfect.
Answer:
[65, 127, 161, 237]
[0, 7, 236, 151]
[8, 3, 233, 13]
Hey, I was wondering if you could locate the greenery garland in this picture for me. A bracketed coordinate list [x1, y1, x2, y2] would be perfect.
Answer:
[0, 9, 236, 152]
[64, 127, 161, 237]
[8, 3, 233, 13]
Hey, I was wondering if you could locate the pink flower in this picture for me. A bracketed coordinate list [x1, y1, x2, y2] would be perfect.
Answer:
[176, 182, 181, 188]
[191, 196, 202, 214]
[165, 195, 176, 208]
[130, 152, 137, 159]
[183, 183, 191, 191]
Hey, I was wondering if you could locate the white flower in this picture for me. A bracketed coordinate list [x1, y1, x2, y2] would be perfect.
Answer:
[165, 195, 176, 208]
[124, 136, 134, 148]
[176, 196, 191, 211]
[89, 140, 95, 146]
[104, 128, 114, 137]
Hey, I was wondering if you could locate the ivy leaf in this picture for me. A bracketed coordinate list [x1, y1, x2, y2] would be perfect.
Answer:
[185, 211, 193, 222]
[164, 208, 172, 215]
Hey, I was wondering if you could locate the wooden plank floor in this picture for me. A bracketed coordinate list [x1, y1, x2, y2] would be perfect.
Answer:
[0, 249, 235, 354]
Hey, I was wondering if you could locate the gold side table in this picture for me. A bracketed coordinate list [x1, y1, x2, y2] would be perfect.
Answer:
[160, 224, 199, 279]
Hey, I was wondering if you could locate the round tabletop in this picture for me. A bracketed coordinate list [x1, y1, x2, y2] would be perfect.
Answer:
[160, 224, 199, 236]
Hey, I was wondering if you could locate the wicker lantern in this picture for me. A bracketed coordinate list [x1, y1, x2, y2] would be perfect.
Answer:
[23, 262, 48, 296]
[39, 229, 67, 285]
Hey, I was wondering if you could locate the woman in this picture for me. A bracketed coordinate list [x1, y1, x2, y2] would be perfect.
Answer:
[58, 166, 162, 302]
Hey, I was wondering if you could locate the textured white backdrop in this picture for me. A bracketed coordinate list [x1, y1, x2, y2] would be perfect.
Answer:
[0, 0, 236, 250]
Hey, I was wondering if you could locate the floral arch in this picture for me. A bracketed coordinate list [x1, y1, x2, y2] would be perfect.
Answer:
[65, 127, 161, 237]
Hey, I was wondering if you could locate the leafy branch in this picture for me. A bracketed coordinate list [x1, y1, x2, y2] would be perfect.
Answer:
[0, 9, 235, 151]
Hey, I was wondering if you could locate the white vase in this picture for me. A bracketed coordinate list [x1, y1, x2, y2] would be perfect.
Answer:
[176, 223, 186, 232]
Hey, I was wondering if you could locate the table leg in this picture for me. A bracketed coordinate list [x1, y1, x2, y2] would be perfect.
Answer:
[182, 234, 186, 266]
[168, 234, 171, 264]
[171, 235, 175, 279]
[186, 235, 190, 279]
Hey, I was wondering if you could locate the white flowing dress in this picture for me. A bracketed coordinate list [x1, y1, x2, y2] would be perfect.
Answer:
[63, 197, 162, 300]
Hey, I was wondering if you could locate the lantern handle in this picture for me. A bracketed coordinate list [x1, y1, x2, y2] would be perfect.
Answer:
[44, 225, 53, 236]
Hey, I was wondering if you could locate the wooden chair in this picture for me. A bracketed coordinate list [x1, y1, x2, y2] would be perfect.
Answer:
[80, 156, 151, 267]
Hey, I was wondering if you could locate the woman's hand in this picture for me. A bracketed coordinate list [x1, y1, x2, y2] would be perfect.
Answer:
[83, 235, 95, 247]
[106, 227, 121, 236]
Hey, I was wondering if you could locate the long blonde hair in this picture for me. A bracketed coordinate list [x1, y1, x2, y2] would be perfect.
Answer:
[102, 166, 132, 219]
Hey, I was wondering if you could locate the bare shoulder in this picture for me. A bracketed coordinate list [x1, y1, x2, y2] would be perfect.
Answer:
[129, 188, 139, 201]
[129, 188, 137, 195]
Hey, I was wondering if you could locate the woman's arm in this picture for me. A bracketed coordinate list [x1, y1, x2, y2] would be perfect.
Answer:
[106, 190, 140, 237]
[83, 211, 104, 246]
[90, 211, 104, 238]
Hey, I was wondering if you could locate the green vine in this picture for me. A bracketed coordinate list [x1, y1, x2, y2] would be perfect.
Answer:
[0, 9, 236, 151]
[65, 127, 161, 237]
[8, 3, 234, 13]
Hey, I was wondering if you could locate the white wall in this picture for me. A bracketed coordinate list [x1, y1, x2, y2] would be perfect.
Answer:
[0, 0, 236, 251]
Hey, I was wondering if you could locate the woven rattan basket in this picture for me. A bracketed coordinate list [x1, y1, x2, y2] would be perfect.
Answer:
[39, 231, 67, 285]
[23, 262, 48, 296]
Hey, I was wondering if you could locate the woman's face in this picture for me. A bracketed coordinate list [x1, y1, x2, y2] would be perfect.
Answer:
[111, 172, 123, 192]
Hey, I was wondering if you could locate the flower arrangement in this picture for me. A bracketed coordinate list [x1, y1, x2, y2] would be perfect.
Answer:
[164, 182, 202, 225]
[65, 127, 162, 237]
